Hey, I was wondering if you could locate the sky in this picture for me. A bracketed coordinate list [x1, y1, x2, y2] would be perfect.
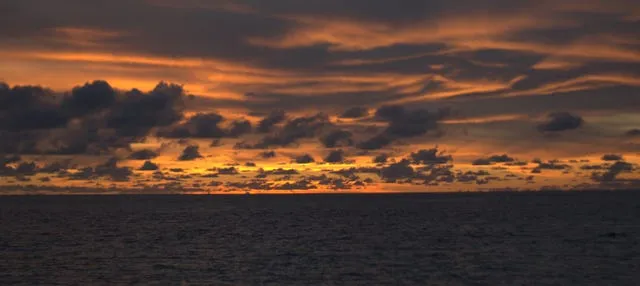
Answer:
[1, 0, 639, 194]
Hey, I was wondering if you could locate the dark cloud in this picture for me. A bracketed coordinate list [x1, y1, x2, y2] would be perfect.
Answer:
[227, 119, 252, 137]
[340, 107, 369, 119]
[128, 149, 159, 160]
[259, 168, 299, 176]
[602, 154, 623, 161]
[62, 80, 116, 117]
[217, 167, 239, 175]
[384, 107, 446, 137]
[238, 113, 330, 149]
[592, 161, 634, 182]
[257, 110, 286, 133]
[71, 157, 133, 182]
[139, 161, 159, 171]
[294, 154, 315, 164]
[178, 145, 202, 161]
[324, 150, 346, 163]
[38, 161, 71, 174]
[625, 129, 640, 137]
[537, 112, 584, 132]
[356, 134, 393, 150]
[158, 113, 225, 138]
[0, 81, 191, 155]
[0, 84, 68, 132]
[409, 148, 452, 165]
[373, 153, 389, 164]
[259, 150, 277, 158]
[532, 160, 571, 173]
[107, 82, 186, 137]
[380, 160, 414, 182]
[320, 130, 353, 148]
[472, 154, 516, 165]
[356, 105, 446, 149]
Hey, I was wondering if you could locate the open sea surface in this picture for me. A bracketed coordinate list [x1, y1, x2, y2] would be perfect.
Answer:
[1, 191, 639, 285]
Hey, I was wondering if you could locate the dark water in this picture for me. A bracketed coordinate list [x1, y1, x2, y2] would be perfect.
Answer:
[1, 191, 639, 285]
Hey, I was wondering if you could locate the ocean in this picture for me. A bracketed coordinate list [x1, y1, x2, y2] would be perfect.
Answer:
[1, 191, 639, 285]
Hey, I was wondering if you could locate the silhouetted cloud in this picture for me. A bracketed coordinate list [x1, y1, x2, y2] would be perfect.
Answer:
[257, 110, 286, 133]
[107, 82, 186, 137]
[373, 153, 389, 164]
[625, 129, 640, 137]
[380, 160, 415, 182]
[227, 119, 252, 137]
[65, 157, 134, 182]
[217, 167, 239, 175]
[294, 154, 315, 164]
[128, 149, 159, 160]
[178, 145, 203, 161]
[0, 84, 67, 132]
[259, 150, 277, 158]
[324, 150, 346, 163]
[158, 113, 224, 138]
[320, 130, 353, 148]
[0, 81, 191, 154]
[592, 161, 634, 182]
[602, 154, 623, 161]
[357, 134, 393, 150]
[472, 154, 516, 165]
[409, 148, 452, 165]
[139, 161, 159, 171]
[356, 105, 446, 149]
[238, 113, 330, 149]
[62, 80, 116, 117]
[340, 107, 369, 119]
[537, 112, 583, 132]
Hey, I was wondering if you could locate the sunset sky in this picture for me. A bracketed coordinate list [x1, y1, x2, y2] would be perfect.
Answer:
[1, 0, 639, 194]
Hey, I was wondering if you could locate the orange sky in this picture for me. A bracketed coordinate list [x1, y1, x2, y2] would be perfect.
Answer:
[0, 0, 639, 194]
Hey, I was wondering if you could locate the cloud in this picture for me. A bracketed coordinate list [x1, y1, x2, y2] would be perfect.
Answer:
[294, 154, 315, 164]
[257, 110, 286, 133]
[592, 161, 634, 182]
[227, 119, 252, 137]
[340, 107, 369, 118]
[324, 150, 346, 163]
[625, 129, 640, 137]
[373, 153, 389, 164]
[158, 113, 225, 138]
[38, 160, 71, 173]
[0, 84, 68, 132]
[62, 80, 116, 117]
[106, 82, 186, 136]
[128, 149, 159, 160]
[380, 160, 415, 182]
[139, 160, 159, 171]
[0, 80, 193, 154]
[355, 105, 448, 150]
[178, 145, 202, 161]
[377, 105, 446, 140]
[259, 150, 277, 158]
[238, 113, 330, 149]
[409, 148, 452, 165]
[601, 154, 623, 161]
[64, 157, 133, 182]
[472, 154, 516, 165]
[356, 134, 393, 150]
[320, 130, 353, 148]
[531, 160, 571, 173]
[537, 112, 584, 132]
